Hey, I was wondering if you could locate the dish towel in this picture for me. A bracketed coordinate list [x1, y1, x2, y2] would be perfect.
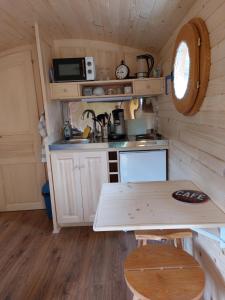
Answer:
[38, 112, 47, 162]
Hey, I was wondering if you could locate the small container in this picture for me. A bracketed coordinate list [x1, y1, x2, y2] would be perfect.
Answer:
[93, 87, 105, 96]
[152, 67, 161, 78]
[107, 88, 114, 95]
[124, 86, 132, 94]
[101, 126, 108, 139]
[83, 87, 92, 96]
[42, 182, 52, 219]
[117, 86, 124, 94]
[63, 121, 72, 140]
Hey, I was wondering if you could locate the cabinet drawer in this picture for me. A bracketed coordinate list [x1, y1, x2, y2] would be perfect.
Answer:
[133, 78, 164, 96]
[50, 83, 80, 99]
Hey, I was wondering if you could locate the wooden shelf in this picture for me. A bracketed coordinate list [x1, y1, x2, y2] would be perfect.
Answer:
[79, 93, 133, 99]
[49, 78, 165, 101]
[80, 79, 133, 86]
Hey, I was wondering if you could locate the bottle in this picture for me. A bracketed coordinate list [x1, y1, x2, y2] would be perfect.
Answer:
[63, 121, 72, 140]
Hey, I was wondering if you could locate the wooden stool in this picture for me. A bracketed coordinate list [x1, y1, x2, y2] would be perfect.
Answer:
[135, 229, 193, 248]
[124, 244, 205, 300]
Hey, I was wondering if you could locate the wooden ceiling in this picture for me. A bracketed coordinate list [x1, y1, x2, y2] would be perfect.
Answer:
[0, 0, 195, 53]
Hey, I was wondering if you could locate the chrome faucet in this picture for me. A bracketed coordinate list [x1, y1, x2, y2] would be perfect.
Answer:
[81, 109, 97, 140]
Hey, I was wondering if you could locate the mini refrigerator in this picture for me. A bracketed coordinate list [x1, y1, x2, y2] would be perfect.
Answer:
[119, 150, 167, 182]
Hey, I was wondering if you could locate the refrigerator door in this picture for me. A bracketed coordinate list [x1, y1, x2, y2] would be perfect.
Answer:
[119, 150, 167, 182]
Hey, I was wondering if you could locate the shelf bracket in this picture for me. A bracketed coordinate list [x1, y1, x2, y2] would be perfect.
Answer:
[192, 227, 225, 248]
[165, 72, 174, 95]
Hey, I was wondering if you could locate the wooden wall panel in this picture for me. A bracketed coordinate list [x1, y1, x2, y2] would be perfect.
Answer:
[53, 38, 155, 128]
[193, 233, 225, 300]
[0, 0, 195, 53]
[53, 39, 154, 79]
[158, 0, 225, 299]
[0, 169, 5, 211]
[35, 26, 63, 144]
[35, 23, 62, 232]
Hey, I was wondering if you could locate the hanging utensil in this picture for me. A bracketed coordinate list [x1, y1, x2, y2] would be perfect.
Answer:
[97, 114, 106, 126]
[104, 112, 111, 125]
[92, 117, 102, 127]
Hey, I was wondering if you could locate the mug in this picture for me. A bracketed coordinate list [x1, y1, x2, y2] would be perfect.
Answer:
[124, 86, 132, 94]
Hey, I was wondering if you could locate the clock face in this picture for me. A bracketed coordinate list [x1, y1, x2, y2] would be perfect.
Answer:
[115, 63, 129, 79]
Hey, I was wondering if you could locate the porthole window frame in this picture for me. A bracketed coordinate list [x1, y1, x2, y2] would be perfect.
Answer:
[171, 18, 210, 116]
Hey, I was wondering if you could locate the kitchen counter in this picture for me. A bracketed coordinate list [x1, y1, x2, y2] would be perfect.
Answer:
[49, 138, 169, 151]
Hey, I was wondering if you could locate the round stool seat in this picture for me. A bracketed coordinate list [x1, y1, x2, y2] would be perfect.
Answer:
[124, 245, 205, 300]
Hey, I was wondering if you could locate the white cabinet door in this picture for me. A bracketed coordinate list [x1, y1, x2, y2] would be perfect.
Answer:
[80, 151, 108, 222]
[119, 150, 167, 182]
[51, 152, 84, 224]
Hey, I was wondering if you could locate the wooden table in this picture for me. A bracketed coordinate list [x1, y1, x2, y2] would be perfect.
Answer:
[93, 180, 225, 232]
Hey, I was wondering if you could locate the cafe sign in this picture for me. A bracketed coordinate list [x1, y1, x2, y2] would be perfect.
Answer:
[172, 190, 210, 203]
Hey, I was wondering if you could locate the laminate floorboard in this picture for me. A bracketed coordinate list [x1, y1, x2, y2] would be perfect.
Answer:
[0, 210, 136, 300]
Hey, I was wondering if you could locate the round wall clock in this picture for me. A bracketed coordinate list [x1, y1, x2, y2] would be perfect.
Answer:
[115, 60, 129, 79]
[171, 18, 210, 115]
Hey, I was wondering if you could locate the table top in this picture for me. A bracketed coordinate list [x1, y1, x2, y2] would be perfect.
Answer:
[93, 180, 225, 232]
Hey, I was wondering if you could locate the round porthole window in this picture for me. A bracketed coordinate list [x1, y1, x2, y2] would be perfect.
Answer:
[171, 18, 210, 116]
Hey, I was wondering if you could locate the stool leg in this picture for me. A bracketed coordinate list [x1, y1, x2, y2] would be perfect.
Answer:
[174, 238, 183, 249]
[173, 239, 177, 247]
[137, 240, 142, 247]
[177, 238, 183, 249]
[142, 239, 147, 246]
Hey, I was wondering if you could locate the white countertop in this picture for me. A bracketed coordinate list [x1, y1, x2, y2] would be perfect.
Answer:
[93, 180, 225, 232]
[49, 139, 169, 151]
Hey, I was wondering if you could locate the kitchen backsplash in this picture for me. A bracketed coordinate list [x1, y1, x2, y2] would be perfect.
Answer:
[69, 102, 120, 130]
[68, 100, 157, 134]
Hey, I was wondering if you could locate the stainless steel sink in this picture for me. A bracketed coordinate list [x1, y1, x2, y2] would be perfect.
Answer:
[49, 137, 169, 151]
[65, 138, 90, 144]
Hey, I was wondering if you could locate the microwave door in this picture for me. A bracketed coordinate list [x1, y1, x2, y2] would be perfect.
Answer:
[80, 58, 86, 80]
[53, 58, 86, 81]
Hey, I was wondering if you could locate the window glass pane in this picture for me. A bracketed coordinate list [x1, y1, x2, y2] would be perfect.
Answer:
[174, 41, 190, 99]
[58, 64, 80, 76]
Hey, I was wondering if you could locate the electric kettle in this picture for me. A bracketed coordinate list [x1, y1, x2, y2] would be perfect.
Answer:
[136, 54, 154, 78]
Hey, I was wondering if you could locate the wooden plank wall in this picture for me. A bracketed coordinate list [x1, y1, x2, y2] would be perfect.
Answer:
[35, 24, 62, 233]
[53, 39, 152, 129]
[53, 39, 153, 79]
[158, 0, 225, 299]
[35, 27, 63, 144]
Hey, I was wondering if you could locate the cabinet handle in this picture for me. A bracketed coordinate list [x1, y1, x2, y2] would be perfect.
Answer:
[63, 89, 67, 92]
[73, 165, 79, 171]
[79, 165, 85, 169]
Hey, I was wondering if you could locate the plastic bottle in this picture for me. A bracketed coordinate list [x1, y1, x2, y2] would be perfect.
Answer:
[63, 121, 72, 140]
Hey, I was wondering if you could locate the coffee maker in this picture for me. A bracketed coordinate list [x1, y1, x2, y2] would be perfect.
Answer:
[109, 109, 126, 140]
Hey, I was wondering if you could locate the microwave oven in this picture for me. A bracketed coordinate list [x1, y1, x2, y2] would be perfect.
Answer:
[52, 57, 96, 82]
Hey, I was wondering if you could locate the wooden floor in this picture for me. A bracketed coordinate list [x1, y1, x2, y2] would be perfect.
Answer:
[0, 210, 136, 300]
